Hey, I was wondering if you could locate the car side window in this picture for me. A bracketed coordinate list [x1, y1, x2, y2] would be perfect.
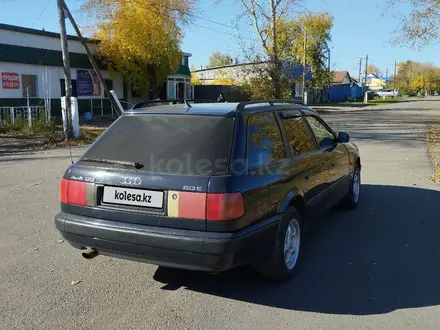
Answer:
[247, 112, 285, 168]
[306, 116, 336, 149]
[281, 116, 317, 156]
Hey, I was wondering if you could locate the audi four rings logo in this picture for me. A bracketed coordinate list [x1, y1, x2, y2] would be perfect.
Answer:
[120, 176, 142, 185]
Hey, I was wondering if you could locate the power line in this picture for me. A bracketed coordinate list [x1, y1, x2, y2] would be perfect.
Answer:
[191, 14, 255, 34]
[331, 50, 363, 60]
[368, 57, 396, 68]
[192, 22, 256, 40]
[0, 0, 53, 60]
[151, 2, 254, 34]
[32, 0, 52, 28]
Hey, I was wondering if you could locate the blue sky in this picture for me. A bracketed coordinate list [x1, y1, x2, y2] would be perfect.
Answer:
[1, 0, 440, 78]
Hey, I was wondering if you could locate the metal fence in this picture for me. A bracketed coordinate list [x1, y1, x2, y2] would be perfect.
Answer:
[0, 106, 49, 128]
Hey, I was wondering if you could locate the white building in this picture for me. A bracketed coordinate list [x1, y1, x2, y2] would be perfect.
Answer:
[192, 61, 311, 98]
[0, 23, 192, 116]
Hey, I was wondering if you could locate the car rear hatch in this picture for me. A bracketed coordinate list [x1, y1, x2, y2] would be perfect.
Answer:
[60, 113, 236, 231]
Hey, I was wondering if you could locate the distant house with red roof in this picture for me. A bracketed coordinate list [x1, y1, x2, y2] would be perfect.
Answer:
[332, 71, 359, 87]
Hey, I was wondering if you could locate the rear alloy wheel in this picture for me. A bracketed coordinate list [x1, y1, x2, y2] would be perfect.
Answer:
[284, 219, 301, 270]
[342, 167, 361, 209]
[254, 206, 302, 282]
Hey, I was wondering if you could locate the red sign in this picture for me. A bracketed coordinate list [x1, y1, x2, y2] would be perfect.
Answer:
[2, 72, 20, 89]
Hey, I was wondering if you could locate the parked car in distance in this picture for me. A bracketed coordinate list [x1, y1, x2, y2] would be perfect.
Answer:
[367, 90, 378, 99]
[55, 100, 361, 282]
[377, 89, 401, 97]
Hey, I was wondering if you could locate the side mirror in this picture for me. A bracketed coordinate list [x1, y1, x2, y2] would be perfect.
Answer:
[338, 132, 350, 143]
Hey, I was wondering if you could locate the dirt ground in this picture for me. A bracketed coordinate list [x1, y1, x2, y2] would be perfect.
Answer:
[0, 118, 112, 155]
[426, 124, 440, 183]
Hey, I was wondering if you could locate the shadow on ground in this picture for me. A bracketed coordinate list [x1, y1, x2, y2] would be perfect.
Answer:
[154, 184, 440, 315]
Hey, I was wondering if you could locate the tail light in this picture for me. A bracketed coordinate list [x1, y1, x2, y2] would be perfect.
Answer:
[206, 193, 244, 221]
[60, 179, 87, 206]
[167, 191, 244, 221]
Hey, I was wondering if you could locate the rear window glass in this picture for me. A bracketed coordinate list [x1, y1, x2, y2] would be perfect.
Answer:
[81, 114, 234, 175]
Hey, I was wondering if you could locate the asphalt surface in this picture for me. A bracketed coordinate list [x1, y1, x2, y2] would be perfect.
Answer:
[1, 98, 440, 330]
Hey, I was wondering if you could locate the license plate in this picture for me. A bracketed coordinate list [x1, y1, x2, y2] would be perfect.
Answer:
[102, 186, 164, 208]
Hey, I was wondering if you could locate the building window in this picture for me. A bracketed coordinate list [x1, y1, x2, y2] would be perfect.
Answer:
[60, 79, 78, 97]
[167, 81, 176, 99]
[22, 74, 37, 98]
[185, 83, 192, 99]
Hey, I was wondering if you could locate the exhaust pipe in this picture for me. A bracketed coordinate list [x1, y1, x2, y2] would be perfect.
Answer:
[82, 249, 98, 259]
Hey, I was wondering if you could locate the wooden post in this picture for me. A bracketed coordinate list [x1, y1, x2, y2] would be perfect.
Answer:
[364, 55, 369, 104]
[27, 87, 32, 128]
[10, 107, 15, 124]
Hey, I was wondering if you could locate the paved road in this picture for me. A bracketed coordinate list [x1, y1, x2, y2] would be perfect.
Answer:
[1, 99, 440, 330]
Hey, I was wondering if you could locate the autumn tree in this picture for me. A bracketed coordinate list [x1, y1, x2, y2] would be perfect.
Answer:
[191, 74, 201, 85]
[395, 61, 440, 95]
[367, 64, 382, 77]
[275, 12, 334, 88]
[208, 52, 233, 67]
[388, 0, 440, 47]
[82, 0, 194, 98]
[238, 0, 303, 98]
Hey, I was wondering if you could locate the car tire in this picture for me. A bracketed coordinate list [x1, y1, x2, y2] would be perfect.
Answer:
[254, 206, 302, 282]
[341, 166, 361, 209]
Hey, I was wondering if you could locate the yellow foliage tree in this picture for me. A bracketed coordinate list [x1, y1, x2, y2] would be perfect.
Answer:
[396, 61, 440, 95]
[82, 0, 195, 98]
[191, 74, 201, 85]
[367, 64, 382, 76]
[211, 77, 235, 86]
[274, 12, 334, 88]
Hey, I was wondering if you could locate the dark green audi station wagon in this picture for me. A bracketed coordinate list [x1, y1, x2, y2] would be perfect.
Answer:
[55, 100, 361, 282]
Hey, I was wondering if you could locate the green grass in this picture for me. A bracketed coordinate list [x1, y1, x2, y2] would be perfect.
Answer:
[368, 97, 403, 104]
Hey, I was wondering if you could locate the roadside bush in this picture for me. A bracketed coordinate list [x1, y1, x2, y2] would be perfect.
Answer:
[400, 88, 418, 97]
[242, 76, 293, 100]
[0, 108, 57, 135]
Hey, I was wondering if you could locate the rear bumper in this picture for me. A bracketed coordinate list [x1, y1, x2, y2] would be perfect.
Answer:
[55, 212, 280, 272]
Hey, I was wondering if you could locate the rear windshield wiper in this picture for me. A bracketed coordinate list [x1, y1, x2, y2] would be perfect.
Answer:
[81, 158, 144, 169]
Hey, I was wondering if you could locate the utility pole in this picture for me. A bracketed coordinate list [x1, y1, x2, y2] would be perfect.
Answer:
[386, 68, 389, 79]
[393, 60, 397, 98]
[327, 45, 331, 103]
[364, 55, 369, 104]
[302, 25, 307, 104]
[358, 58, 362, 83]
[62, 1, 122, 115]
[57, 0, 72, 138]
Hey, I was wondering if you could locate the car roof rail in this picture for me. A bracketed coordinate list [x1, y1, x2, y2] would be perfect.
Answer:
[236, 99, 305, 112]
[132, 99, 217, 109]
